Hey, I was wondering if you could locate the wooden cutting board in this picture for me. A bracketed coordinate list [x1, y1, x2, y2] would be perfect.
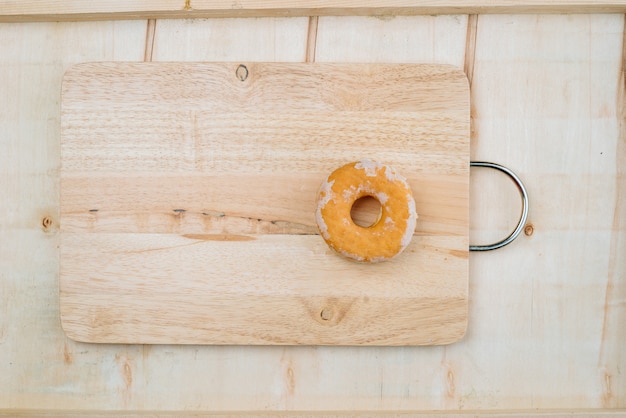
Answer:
[60, 62, 469, 345]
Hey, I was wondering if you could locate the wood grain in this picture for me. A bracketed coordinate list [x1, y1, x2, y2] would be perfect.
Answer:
[59, 62, 470, 345]
[467, 13, 625, 409]
[60, 233, 468, 345]
[1, 0, 626, 21]
[2, 410, 626, 417]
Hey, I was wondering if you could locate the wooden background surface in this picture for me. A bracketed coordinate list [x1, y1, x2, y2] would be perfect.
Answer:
[0, 10, 625, 414]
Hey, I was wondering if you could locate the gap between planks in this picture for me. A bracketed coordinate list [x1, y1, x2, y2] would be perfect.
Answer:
[463, 15, 478, 88]
[463, 14, 479, 153]
[144, 19, 157, 62]
[306, 16, 318, 63]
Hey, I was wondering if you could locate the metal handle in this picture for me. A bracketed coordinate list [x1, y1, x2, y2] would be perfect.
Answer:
[469, 161, 529, 252]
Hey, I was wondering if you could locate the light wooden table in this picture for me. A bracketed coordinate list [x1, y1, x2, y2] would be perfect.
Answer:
[0, 3, 624, 416]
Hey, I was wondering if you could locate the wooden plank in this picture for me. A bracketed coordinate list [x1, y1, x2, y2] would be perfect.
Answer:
[149, 18, 310, 62]
[59, 62, 470, 345]
[315, 15, 468, 67]
[0, 19, 149, 410]
[466, 13, 625, 409]
[1, 0, 626, 22]
[2, 410, 626, 418]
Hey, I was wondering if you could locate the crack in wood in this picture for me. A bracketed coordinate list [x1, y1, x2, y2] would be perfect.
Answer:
[305, 16, 319, 63]
[144, 19, 157, 62]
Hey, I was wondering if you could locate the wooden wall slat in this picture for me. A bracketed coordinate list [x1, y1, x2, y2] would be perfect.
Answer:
[1, 1, 626, 21]
[315, 15, 468, 67]
[469, 14, 625, 408]
[0, 20, 148, 409]
[1, 410, 626, 417]
[150, 18, 309, 62]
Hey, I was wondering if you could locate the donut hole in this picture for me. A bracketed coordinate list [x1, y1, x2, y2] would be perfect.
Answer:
[350, 195, 382, 228]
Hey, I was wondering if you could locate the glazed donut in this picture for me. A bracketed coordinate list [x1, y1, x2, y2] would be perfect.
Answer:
[315, 160, 418, 263]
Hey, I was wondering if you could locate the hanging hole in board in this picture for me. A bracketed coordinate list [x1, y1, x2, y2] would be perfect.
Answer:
[236, 64, 248, 81]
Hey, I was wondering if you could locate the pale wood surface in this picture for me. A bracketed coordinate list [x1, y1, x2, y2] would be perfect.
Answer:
[1, 411, 626, 418]
[2, 1, 626, 21]
[59, 62, 470, 345]
[0, 11, 625, 414]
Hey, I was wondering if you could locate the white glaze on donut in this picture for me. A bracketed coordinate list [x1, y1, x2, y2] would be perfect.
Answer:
[315, 178, 335, 240]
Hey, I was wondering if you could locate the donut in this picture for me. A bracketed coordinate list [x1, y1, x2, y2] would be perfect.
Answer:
[315, 160, 418, 263]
